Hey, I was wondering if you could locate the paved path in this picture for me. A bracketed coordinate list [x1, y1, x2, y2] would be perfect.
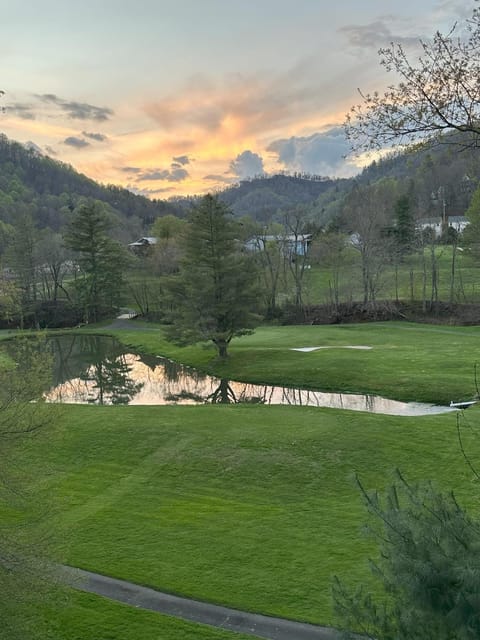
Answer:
[60, 566, 343, 640]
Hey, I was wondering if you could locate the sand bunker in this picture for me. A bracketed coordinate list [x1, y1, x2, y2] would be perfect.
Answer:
[290, 346, 372, 352]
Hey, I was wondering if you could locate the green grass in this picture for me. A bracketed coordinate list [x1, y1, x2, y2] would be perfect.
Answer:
[20, 402, 480, 629]
[9, 319, 480, 635]
[98, 322, 480, 405]
[125, 244, 480, 309]
[41, 589, 254, 640]
[304, 245, 480, 305]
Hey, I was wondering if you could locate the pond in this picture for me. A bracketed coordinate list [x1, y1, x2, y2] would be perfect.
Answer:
[19, 334, 455, 416]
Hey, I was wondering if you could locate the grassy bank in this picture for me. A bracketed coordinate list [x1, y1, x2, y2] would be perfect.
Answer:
[99, 322, 480, 405]
[21, 402, 480, 629]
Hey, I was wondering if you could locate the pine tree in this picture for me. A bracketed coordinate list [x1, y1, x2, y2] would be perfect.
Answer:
[463, 185, 480, 259]
[64, 200, 128, 322]
[333, 471, 480, 640]
[165, 194, 259, 358]
[394, 195, 415, 256]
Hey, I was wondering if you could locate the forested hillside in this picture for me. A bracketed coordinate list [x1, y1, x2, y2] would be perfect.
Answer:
[0, 135, 173, 241]
[212, 138, 480, 229]
[218, 174, 342, 220]
[2, 130, 480, 241]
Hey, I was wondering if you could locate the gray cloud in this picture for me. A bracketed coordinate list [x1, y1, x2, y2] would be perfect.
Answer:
[172, 155, 191, 165]
[118, 162, 190, 182]
[64, 136, 90, 149]
[137, 170, 170, 181]
[339, 20, 421, 49]
[135, 164, 190, 183]
[267, 127, 359, 178]
[82, 131, 108, 142]
[433, 0, 473, 20]
[8, 102, 36, 120]
[164, 167, 189, 182]
[119, 166, 142, 173]
[230, 150, 264, 180]
[37, 93, 113, 121]
[204, 174, 234, 184]
[129, 185, 176, 196]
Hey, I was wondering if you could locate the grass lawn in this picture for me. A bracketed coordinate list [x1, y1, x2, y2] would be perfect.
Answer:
[40, 589, 254, 640]
[20, 402, 480, 631]
[126, 245, 480, 309]
[98, 321, 480, 405]
[303, 246, 480, 305]
[6, 319, 480, 636]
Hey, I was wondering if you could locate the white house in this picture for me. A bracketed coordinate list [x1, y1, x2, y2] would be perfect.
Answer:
[245, 234, 312, 257]
[417, 216, 469, 238]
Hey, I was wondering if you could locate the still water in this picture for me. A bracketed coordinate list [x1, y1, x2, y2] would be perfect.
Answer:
[27, 334, 455, 416]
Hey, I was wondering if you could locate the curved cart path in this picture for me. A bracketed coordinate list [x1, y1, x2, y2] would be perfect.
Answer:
[60, 566, 343, 640]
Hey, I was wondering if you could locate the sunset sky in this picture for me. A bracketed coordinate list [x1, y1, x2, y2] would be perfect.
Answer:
[0, 0, 471, 198]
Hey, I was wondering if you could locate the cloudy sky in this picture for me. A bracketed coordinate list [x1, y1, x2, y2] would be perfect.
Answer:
[0, 0, 471, 198]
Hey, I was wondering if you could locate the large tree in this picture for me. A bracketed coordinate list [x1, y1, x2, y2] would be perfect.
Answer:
[64, 200, 129, 323]
[6, 214, 39, 327]
[342, 180, 395, 304]
[166, 194, 259, 358]
[345, 6, 480, 153]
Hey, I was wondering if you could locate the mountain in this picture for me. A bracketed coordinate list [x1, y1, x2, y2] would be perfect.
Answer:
[219, 174, 344, 221]
[0, 134, 174, 241]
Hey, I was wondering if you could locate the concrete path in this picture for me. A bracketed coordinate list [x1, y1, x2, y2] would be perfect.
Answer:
[60, 566, 343, 640]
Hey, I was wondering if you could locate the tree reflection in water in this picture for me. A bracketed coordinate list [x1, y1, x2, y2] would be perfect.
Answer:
[47, 335, 143, 405]
[81, 353, 143, 405]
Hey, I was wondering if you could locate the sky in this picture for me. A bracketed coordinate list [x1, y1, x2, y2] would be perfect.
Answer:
[0, 0, 473, 199]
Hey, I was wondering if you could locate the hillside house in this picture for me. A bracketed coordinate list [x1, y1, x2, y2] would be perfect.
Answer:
[128, 236, 158, 256]
[417, 216, 468, 238]
[245, 234, 312, 258]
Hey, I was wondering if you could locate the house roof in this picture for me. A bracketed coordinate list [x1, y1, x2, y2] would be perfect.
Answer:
[128, 236, 158, 247]
[417, 216, 467, 225]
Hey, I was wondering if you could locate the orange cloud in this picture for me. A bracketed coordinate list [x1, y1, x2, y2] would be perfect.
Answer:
[142, 70, 324, 142]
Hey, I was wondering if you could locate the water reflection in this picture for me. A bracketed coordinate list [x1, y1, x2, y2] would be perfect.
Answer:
[46, 335, 142, 405]
[34, 335, 456, 416]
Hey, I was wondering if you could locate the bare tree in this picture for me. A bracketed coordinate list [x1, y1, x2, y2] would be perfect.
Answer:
[284, 208, 311, 310]
[345, 7, 480, 152]
[343, 181, 394, 304]
[310, 232, 352, 311]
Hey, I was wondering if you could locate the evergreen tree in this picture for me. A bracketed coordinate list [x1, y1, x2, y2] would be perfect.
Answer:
[333, 471, 480, 640]
[6, 214, 39, 327]
[165, 194, 259, 358]
[394, 195, 415, 255]
[463, 185, 480, 259]
[64, 200, 128, 322]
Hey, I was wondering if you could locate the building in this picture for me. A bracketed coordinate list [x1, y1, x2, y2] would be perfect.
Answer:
[128, 237, 158, 256]
[417, 216, 468, 238]
[245, 234, 312, 258]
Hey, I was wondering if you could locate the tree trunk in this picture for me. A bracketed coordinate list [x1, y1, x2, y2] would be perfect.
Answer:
[215, 339, 229, 359]
[450, 242, 457, 303]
